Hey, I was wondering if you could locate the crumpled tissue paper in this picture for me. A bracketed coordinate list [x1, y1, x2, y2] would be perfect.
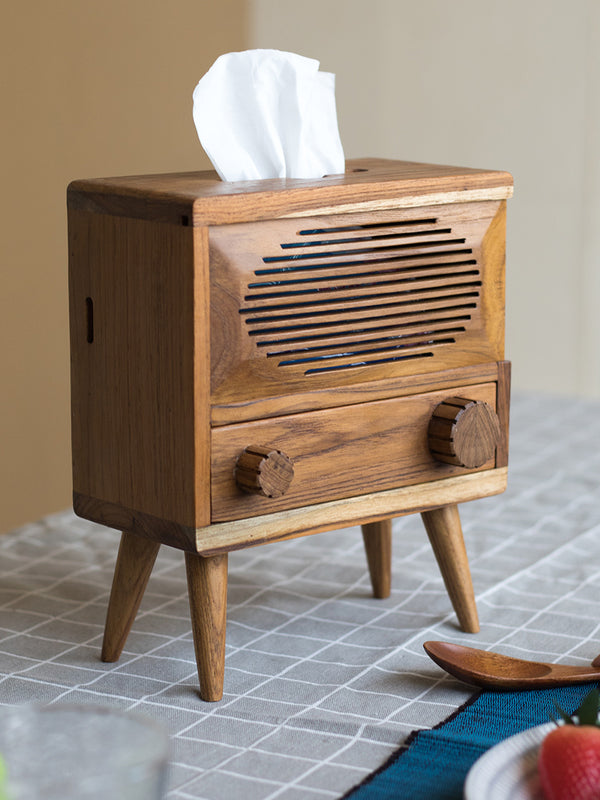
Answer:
[192, 49, 345, 182]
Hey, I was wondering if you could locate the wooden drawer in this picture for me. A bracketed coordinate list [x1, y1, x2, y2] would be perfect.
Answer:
[211, 381, 498, 522]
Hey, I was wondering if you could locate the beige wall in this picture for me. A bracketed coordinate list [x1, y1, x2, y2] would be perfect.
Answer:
[3, 1, 598, 533]
[0, 1, 247, 534]
[250, 0, 600, 399]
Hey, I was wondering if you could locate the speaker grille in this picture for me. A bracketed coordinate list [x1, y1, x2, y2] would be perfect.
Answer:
[240, 217, 480, 375]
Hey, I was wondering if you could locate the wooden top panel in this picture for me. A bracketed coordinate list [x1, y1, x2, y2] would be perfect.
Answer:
[67, 158, 513, 226]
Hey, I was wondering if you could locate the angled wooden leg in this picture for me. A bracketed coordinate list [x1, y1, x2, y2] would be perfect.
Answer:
[185, 552, 228, 702]
[361, 519, 392, 599]
[101, 531, 161, 662]
[420, 504, 479, 633]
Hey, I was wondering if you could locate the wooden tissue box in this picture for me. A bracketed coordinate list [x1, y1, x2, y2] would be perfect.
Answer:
[68, 158, 513, 700]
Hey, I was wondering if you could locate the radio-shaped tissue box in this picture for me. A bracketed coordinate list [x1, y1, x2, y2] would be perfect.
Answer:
[68, 158, 513, 700]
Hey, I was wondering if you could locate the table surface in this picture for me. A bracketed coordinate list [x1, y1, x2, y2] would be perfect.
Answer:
[1, 392, 600, 800]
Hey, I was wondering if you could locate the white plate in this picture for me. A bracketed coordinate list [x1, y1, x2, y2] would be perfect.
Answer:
[464, 723, 554, 800]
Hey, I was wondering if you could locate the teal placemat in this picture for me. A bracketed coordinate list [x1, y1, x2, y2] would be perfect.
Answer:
[344, 683, 600, 799]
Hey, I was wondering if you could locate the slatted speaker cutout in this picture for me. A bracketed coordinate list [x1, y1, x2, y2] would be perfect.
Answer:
[239, 216, 481, 375]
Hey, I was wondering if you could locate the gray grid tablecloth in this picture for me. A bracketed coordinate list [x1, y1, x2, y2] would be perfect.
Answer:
[1, 393, 600, 799]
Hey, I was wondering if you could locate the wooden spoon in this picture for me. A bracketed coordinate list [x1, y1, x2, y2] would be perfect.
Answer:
[423, 641, 600, 690]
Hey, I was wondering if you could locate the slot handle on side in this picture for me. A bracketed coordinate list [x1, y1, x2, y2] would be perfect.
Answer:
[85, 297, 94, 343]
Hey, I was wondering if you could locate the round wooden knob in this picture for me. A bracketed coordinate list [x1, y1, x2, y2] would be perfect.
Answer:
[428, 398, 501, 469]
[234, 445, 294, 498]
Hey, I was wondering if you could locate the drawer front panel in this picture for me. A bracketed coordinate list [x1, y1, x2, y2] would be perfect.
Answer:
[211, 382, 498, 522]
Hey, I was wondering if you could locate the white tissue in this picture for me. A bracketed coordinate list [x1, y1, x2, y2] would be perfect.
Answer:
[192, 50, 345, 182]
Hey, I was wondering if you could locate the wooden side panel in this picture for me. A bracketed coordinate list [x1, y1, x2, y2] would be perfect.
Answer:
[211, 381, 498, 522]
[68, 210, 210, 527]
[495, 360, 511, 468]
[193, 224, 212, 525]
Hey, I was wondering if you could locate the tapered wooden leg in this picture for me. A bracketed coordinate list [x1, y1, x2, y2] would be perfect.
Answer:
[420, 504, 479, 633]
[185, 552, 228, 702]
[361, 519, 392, 599]
[101, 531, 161, 662]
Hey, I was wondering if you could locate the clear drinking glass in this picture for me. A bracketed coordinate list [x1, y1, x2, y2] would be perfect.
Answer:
[0, 704, 168, 800]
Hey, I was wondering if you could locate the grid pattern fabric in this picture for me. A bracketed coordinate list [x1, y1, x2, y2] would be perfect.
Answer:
[1, 393, 600, 799]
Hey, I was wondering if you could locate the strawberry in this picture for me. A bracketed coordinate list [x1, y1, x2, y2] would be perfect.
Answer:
[538, 688, 600, 800]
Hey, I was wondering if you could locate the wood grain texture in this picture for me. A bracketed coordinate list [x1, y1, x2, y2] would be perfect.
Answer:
[67, 158, 513, 226]
[101, 531, 161, 662]
[68, 211, 211, 529]
[428, 398, 501, 468]
[234, 446, 294, 497]
[68, 157, 512, 703]
[73, 492, 198, 551]
[195, 468, 508, 555]
[423, 641, 600, 690]
[74, 466, 507, 556]
[185, 552, 228, 702]
[211, 382, 498, 522]
[495, 360, 511, 467]
[211, 362, 501, 426]
[209, 201, 507, 410]
[421, 504, 479, 633]
[282, 188, 512, 218]
[361, 519, 392, 599]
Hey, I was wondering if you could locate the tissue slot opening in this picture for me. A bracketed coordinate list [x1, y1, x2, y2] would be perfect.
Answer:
[249, 260, 478, 287]
[262, 239, 467, 263]
[305, 352, 434, 375]
[265, 327, 465, 358]
[278, 339, 454, 365]
[252, 312, 473, 342]
[245, 270, 480, 299]
[242, 293, 480, 322]
[255, 251, 474, 275]
[281, 228, 451, 248]
[240, 282, 482, 314]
